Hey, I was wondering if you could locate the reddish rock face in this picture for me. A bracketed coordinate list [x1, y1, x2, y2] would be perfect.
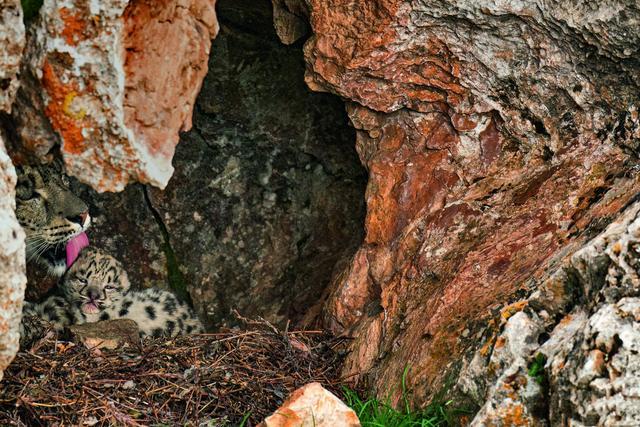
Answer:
[9, 0, 218, 192]
[304, 0, 640, 402]
[122, 0, 218, 167]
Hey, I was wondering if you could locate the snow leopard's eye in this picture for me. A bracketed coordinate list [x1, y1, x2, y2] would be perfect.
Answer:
[105, 285, 116, 291]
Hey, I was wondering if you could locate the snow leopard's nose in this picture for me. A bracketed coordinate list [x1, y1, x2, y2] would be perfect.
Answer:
[67, 210, 90, 227]
[87, 287, 101, 301]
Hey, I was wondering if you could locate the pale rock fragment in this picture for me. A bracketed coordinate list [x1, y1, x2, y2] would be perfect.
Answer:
[260, 382, 361, 427]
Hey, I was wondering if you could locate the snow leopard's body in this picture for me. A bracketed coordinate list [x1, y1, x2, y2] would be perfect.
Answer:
[20, 248, 203, 344]
[20, 296, 81, 347]
[63, 248, 204, 337]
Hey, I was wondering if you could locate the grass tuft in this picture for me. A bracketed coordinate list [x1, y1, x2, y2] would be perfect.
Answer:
[342, 367, 469, 427]
[527, 352, 547, 386]
[343, 387, 452, 427]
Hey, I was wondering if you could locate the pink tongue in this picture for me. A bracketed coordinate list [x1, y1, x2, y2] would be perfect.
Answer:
[66, 232, 89, 268]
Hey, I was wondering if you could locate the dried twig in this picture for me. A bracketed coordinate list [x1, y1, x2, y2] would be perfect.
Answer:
[0, 327, 345, 426]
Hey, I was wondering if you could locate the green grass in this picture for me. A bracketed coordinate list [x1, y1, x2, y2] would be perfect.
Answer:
[527, 353, 548, 386]
[21, 0, 43, 22]
[343, 388, 452, 427]
[237, 412, 251, 427]
[342, 367, 468, 427]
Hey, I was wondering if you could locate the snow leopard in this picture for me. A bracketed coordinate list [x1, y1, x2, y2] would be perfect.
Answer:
[15, 160, 91, 277]
[59, 247, 204, 337]
[19, 296, 81, 347]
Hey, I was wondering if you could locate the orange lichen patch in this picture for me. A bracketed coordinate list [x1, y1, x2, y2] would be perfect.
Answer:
[501, 300, 528, 321]
[494, 336, 506, 349]
[611, 241, 622, 255]
[479, 334, 497, 357]
[59, 8, 86, 46]
[42, 61, 87, 155]
[500, 402, 532, 427]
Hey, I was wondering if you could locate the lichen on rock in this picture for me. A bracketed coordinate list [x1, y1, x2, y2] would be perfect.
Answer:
[0, 134, 27, 381]
[461, 201, 640, 425]
[0, 1, 26, 381]
[9, 0, 219, 191]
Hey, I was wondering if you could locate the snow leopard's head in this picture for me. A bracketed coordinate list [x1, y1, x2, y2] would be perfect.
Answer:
[62, 248, 130, 316]
[16, 161, 91, 276]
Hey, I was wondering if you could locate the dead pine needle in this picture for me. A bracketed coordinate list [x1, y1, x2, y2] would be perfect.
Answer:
[0, 323, 345, 426]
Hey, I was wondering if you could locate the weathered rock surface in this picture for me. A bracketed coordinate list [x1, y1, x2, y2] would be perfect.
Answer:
[303, 0, 640, 404]
[0, 0, 24, 113]
[7, 0, 218, 191]
[9, 0, 365, 331]
[3, 0, 639, 422]
[143, 0, 366, 327]
[259, 382, 361, 427]
[0, 134, 26, 381]
[0, 0, 26, 381]
[461, 201, 640, 425]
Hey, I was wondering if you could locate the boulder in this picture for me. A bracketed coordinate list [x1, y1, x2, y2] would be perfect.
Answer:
[271, 0, 308, 45]
[9, 0, 218, 191]
[145, 0, 366, 327]
[68, 319, 140, 350]
[0, 0, 26, 381]
[461, 201, 640, 425]
[24, 1, 366, 331]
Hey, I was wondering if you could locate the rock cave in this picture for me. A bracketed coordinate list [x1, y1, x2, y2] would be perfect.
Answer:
[1, 0, 640, 425]
[73, 0, 367, 330]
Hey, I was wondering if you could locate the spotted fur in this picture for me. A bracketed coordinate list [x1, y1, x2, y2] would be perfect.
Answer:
[19, 297, 81, 347]
[15, 161, 91, 276]
[60, 248, 204, 337]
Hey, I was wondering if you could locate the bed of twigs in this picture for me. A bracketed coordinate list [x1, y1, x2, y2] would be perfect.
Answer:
[0, 319, 345, 426]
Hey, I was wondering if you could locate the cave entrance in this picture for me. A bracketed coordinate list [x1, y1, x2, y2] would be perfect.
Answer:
[138, 0, 366, 328]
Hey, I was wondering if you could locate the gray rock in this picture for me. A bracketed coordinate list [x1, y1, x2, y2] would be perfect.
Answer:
[148, 1, 366, 327]
[462, 202, 640, 425]
[78, 1, 366, 329]
[68, 319, 140, 350]
[71, 183, 169, 291]
[0, 134, 26, 380]
[0, 0, 24, 113]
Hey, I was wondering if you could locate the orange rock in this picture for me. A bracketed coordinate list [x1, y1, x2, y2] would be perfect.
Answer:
[259, 383, 361, 427]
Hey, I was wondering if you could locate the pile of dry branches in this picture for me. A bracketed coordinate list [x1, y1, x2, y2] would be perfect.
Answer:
[0, 321, 345, 426]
